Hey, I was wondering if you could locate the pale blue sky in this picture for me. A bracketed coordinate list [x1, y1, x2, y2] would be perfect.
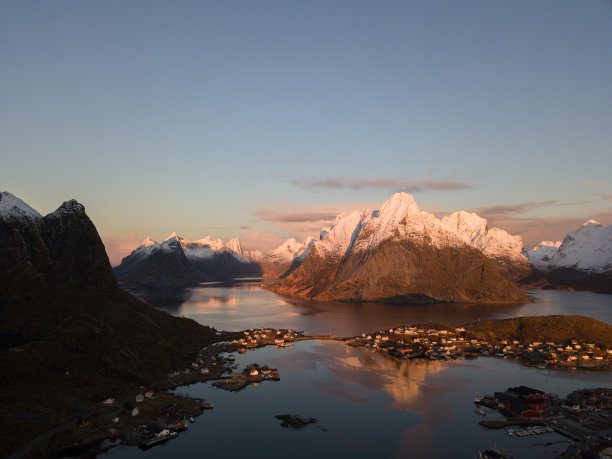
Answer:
[1, 1, 611, 263]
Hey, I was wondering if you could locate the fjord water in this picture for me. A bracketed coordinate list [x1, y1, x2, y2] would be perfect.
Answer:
[107, 341, 611, 459]
[135, 280, 612, 334]
[112, 283, 612, 458]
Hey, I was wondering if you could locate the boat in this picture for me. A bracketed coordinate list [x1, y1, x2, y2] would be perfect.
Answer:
[474, 393, 483, 404]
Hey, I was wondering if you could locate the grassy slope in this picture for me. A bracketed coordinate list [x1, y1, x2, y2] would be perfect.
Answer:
[465, 315, 612, 348]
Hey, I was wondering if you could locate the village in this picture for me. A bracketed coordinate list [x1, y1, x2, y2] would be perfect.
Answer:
[46, 328, 305, 453]
[475, 386, 612, 458]
[343, 324, 612, 370]
[39, 325, 611, 455]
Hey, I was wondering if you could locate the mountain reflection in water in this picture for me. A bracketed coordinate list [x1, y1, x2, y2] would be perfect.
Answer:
[106, 340, 611, 459]
[335, 349, 446, 408]
[131, 280, 612, 335]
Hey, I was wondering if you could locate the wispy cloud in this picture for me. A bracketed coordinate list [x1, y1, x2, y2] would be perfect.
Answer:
[290, 177, 471, 192]
[470, 200, 560, 217]
[470, 199, 594, 217]
[586, 181, 607, 187]
[601, 194, 612, 200]
[254, 209, 339, 223]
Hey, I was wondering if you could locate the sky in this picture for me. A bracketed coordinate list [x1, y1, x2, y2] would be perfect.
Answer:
[1, 0, 611, 265]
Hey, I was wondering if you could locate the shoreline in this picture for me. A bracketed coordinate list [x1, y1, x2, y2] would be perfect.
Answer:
[15, 317, 612, 457]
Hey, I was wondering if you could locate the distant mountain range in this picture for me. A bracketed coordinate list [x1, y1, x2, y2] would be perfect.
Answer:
[114, 232, 263, 288]
[79, 190, 612, 296]
[526, 220, 612, 293]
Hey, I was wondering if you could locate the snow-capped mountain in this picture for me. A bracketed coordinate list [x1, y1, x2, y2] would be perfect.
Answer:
[528, 241, 562, 271]
[271, 193, 526, 303]
[114, 232, 263, 288]
[524, 221, 612, 293]
[528, 220, 612, 274]
[265, 236, 314, 265]
[0, 191, 42, 219]
[440, 210, 531, 281]
[260, 236, 315, 278]
[270, 194, 531, 282]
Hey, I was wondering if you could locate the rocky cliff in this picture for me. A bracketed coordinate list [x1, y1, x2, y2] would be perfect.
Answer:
[0, 193, 217, 454]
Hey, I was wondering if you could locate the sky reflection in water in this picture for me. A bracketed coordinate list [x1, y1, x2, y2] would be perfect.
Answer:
[106, 340, 611, 459]
[136, 281, 612, 335]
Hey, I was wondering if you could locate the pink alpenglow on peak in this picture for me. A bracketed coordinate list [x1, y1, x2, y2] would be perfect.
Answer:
[440, 210, 527, 262]
[226, 237, 244, 258]
[164, 232, 181, 242]
[139, 236, 157, 247]
[266, 236, 314, 265]
[272, 192, 527, 303]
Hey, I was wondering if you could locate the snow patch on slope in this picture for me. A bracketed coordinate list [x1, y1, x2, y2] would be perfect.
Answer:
[266, 236, 314, 264]
[440, 210, 528, 263]
[0, 192, 43, 219]
[528, 241, 562, 270]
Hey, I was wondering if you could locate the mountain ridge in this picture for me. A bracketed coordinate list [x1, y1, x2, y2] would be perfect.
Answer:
[270, 193, 528, 303]
[114, 232, 263, 288]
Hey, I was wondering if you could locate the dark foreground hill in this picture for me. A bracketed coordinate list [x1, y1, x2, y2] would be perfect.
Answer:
[0, 198, 218, 455]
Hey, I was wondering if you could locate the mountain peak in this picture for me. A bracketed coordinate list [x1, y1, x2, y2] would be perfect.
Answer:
[443, 210, 488, 236]
[164, 232, 181, 241]
[139, 236, 157, 247]
[52, 199, 86, 217]
[533, 241, 562, 249]
[378, 192, 419, 220]
[0, 191, 42, 219]
[226, 237, 244, 257]
[583, 219, 602, 227]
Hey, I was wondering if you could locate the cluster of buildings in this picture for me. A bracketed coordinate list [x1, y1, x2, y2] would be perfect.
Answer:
[480, 386, 612, 457]
[492, 386, 549, 418]
[344, 325, 612, 369]
[228, 328, 304, 352]
[213, 362, 280, 391]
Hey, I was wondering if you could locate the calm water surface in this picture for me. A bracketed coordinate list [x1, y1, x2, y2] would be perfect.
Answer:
[107, 340, 611, 459]
[113, 284, 612, 458]
[134, 281, 612, 335]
